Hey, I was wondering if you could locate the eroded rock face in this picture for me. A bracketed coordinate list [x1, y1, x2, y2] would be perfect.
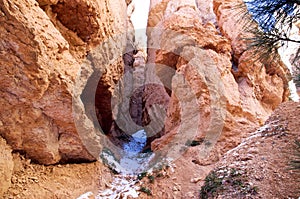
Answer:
[146, 0, 290, 161]
[0, 0, 291, 167]
[0, 0, 129, 164]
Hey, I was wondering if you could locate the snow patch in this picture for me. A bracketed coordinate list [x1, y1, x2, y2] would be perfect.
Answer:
[278, 23, 300, 102]
[100, 129, 153, 175]
[224, 123, 271, 156]
[77, 191, 94, 199]
[97, 175, 139, 199]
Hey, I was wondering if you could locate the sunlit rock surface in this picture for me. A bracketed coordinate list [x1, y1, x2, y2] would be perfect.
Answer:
[0, 0, 129, 164]
[145, 0, 290, 162]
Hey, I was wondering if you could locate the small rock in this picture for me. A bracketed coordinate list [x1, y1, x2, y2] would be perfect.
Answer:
[172, 182, 181, 191]
[172, 186, 178, 191]
[29, 176, 39, 183]
[248, 148, 259, 154]
[254, 175, 262, 180]
[105, 182, 111, 188]
[11, 176, 18, 184]
[11, 189, 19, 196]
[190, 177, 201, 183]
[29, 176, 38, 180]
[240, 154, 254, 161]
[186, 192, 195, 198]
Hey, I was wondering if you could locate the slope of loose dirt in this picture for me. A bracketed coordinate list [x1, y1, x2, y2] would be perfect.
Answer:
[3, 154, 113, 199]
[199, 101, 300, 198]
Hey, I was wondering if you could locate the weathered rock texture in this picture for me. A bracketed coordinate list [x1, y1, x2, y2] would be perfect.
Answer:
[0, 0, 129, 164]
[0, 0, 291, 168]
[146, 0, 290, 161]
[0, 137, 14, 196]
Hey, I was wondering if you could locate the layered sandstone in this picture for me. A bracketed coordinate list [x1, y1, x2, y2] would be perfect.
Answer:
[0, 0, 129, 164]
[146, 0, 290, 161]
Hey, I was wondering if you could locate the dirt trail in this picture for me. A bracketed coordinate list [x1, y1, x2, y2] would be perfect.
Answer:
[3, 155, 112, 199]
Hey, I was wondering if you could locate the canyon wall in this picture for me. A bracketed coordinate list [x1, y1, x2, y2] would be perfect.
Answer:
[0, 0, 291, 167]
[146, 0, 290, 162]
[0, 0, 130, 165]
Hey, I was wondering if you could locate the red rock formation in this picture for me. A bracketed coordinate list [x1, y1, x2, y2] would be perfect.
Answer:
[146, 0, 290, 162]
[0, 0, 129, 164]
[0, 0, 291, 167]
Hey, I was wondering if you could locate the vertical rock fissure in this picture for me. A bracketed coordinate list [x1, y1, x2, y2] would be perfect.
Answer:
[95, 0, 154, 177]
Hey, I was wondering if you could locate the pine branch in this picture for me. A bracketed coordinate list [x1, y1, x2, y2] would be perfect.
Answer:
[233, 0, 300, 67]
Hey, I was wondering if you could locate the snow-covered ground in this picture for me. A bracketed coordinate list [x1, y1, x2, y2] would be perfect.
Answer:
[78, 130, 151, 199]
[100, 129, 153, 175]
[96, 175, 140, 199]
[77, 175, 139, 199]
[278, 47, 300, 102]
[278, 22, 300, 102]
[120, 130, 152, 174]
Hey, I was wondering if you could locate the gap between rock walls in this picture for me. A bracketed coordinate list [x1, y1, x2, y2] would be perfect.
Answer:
[96, 0, 155, 176]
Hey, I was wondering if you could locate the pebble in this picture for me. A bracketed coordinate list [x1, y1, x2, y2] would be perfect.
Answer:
[190, 177, 201, 183]
[11, 189, 19, 196]
[254, 175, 262, 180]
[11, 176, 18, 184]
[186, 192, 196, 198]
[105, 182, 111, 188]
[29, 176, 39, 183]
[240, 154, 254, 161]
[29, 176, 38, 180]
[173, 182, 181, 191]
[173, 186, 180, 191]
[248, 148, 259, 154]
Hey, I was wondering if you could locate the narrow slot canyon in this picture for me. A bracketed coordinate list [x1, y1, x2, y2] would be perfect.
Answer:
[0, 0, 299, 198]
[82, 0, 158, 174]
